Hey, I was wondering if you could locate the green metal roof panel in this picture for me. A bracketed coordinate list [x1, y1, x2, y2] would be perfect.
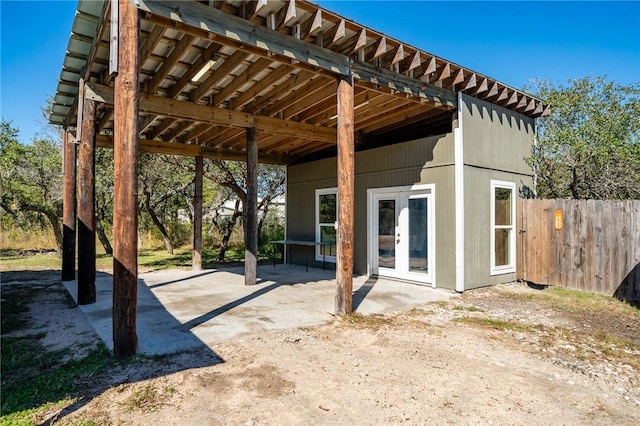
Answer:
[49, 0, 105, 126]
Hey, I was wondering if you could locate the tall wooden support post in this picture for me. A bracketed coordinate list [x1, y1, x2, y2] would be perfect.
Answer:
[113, 0, 140, 358]
[245, 127, 258, 286]
[193, 156, 203, 271]
[77, 95, 97, 304]
[61, 131, 77, 281]
[336, 75, 355, 315]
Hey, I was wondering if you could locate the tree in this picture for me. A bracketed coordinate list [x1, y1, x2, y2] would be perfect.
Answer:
[204, 160, 285, 260]
[0, 120, 64, 251]
[527, 76, 640, 200]
[138, 153, 194, 254]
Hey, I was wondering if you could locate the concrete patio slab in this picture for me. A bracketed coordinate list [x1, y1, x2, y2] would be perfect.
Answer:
[64, 265, 455, 355]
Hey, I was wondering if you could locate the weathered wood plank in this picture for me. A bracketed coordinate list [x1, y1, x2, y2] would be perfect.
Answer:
[96, 135, 291, 165]
[584, 200, 596, 293]
[77, 96, 97, 305]
[112, 0, 139, 358]
[136, 0, 350, 75]
[62, 131, 77, 281]
[335, 75, 354, 315]
[85, 82, 337, 143]
[245, 127, 258, 286]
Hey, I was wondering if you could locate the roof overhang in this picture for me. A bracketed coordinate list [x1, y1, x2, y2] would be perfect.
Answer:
[51, 0, 546, 165]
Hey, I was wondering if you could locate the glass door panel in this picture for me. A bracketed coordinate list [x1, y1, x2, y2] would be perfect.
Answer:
[378, 199, 396, 269]
[407, 197, 428, 274]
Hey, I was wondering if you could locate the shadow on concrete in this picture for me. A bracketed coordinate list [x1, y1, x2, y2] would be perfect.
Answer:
[148, 270, 219, 289]
[353, 276, 378, 311]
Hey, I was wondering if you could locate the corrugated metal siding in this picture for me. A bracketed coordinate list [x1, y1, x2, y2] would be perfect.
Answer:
[461, 95, 535, 290]
[287, 133, 457, 289]
[461, 93, 535, 176]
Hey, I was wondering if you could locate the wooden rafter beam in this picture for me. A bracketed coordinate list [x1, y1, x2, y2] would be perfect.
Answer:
[230, 64, 292, 111]
[351, 61, 457, 107]
[168, 42, 224, 99]
[379, 44, 404, 69]
[296, 9, 322, 41]
[86, 83, 337, 143]
[242, 0, 268, 20]
[212, 57, 272, 107]
[191, 50, 249, 103]
[245, 69, 314, 113]
[96, 135, 292, 165]
[321, 19, 346, 49]
[146, 34, 195, 94]
[271, 0, 297, 30]
[338, 28, 367, 55]
[136, 0, 350, 75]
[140, 25, 167, 65]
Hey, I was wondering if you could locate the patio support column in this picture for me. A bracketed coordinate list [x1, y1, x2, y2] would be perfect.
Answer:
[245, 127, 258, 286]
[62, 130, 77, 281]
[193, 155, 203, 271]
[113, 0, 140, 358]
[336, 74, 355, 315]
[77, 88, 97, 305]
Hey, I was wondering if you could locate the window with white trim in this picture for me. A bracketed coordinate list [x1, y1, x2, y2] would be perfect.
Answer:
[490, 180, 516, 275]
[315, 188, 337, 262]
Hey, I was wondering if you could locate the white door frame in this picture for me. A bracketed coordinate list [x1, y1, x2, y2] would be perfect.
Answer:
[367, 184, 436, 286]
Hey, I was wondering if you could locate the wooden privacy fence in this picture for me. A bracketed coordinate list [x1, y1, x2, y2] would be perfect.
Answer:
[517, 199, 640, 301]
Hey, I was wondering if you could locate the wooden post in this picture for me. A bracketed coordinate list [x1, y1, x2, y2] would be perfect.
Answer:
[193, 156, 203, 271]
[113, 0, 140, 358]
[77, 94, 97, 304]
[245, 127, 258, 285]
[336, 74, 354, 315]
[61, 130, 77, 281]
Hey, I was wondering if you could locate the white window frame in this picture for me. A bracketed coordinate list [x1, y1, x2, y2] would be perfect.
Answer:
[490, 180, 516, 275]
[315, 187, 337, 263]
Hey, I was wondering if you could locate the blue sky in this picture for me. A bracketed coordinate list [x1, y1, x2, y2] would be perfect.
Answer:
[1, 1, 639, 144]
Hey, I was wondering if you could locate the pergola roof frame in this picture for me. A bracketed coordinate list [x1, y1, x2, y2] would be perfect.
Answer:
[51, 0, 546, 166]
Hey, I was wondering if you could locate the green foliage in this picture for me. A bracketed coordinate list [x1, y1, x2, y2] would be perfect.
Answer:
[0, 120, 64, 250]
[527, 76, 640, 199]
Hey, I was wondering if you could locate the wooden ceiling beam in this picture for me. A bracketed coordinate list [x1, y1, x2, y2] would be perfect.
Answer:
[461, 73, 477, 92]
[168, 42, 224, 99]
[190, 50, 249, 103]
[86, 82, 337, 143]
[164, 120, 194, 141]
[337, 28, 367, 55]
[245, 70, 315, 113]
[283, 82, 338, 119]
[148, 117, 177, 140]
[96, 134, 292, 165]
[271, 0, 297, 30]
[359, 103, 431, 134]
[267, 75, 334, 116]
[230, 64, 292, 110]
[321, 19, 346, 49]
[242, 0, 268, 21]
[212, 57, 272, 107]
[146, 34, 195, 94]
[140, 25, 167, 65]
[364, 36, 386, 62]
[296, 9, 322, 41]
[379, 44, 404, 69]
[399, 51, 422, 74]
[472, 78, 489, 96]
[137, 0, 352, 75]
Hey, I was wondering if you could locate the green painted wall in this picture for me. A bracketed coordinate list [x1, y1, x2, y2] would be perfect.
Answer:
[461, 94, 535, 289]
[287, 132, 457, 289]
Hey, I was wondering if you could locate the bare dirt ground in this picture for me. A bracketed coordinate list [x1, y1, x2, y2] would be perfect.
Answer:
[2, 271, 639, 426]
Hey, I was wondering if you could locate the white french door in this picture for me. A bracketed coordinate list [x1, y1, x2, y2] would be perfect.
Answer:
[370, 186, 435, 285]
